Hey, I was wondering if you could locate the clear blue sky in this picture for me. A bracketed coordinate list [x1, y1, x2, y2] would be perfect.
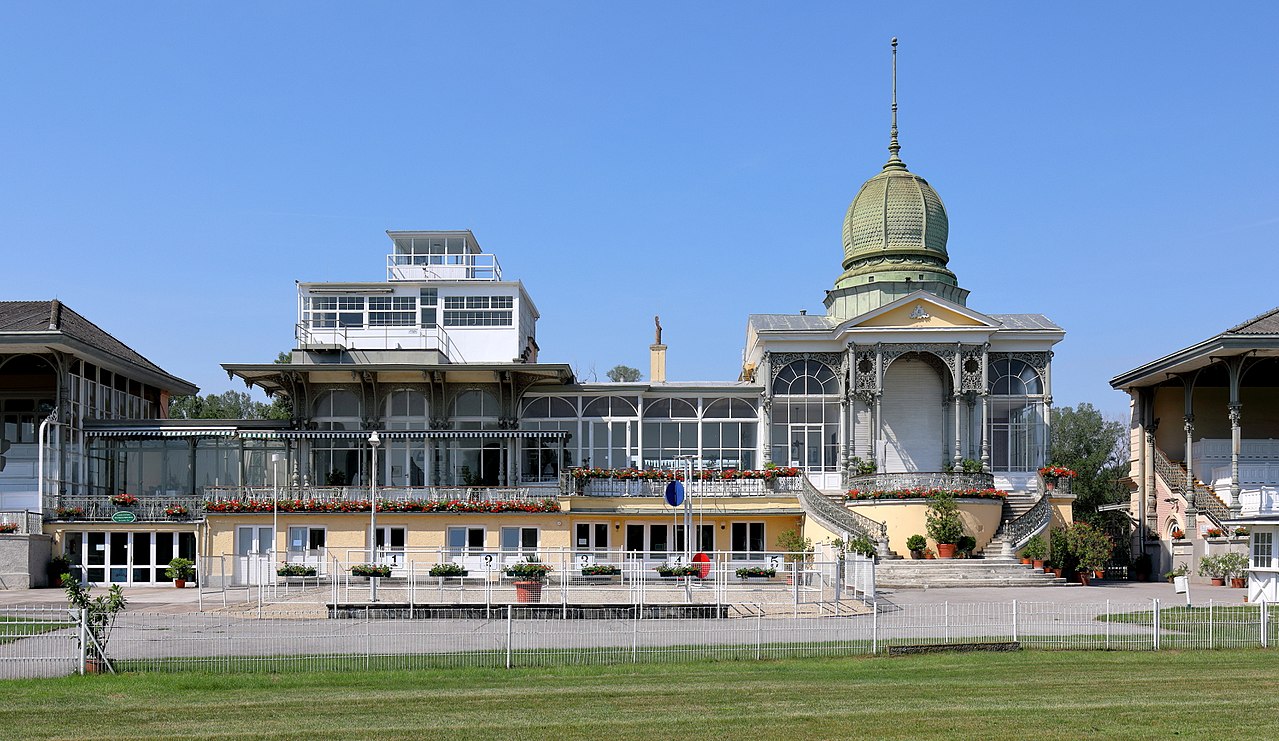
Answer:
[3, 3, 1277, 420]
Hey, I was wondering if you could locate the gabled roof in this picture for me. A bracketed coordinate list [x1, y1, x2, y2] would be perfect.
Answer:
[747, 314, 834, 332]
[0, 300, 197, 394]
[989, 314, 1063, 331]
[837, 290, 999, 330]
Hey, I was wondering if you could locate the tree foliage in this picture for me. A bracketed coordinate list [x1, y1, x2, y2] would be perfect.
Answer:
[1049, 403, 1129, 545]
[606, 364, 642, 383]
[168, 390, 289, 420]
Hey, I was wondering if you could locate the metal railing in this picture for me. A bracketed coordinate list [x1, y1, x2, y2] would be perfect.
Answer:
[204, 485, 555, 505]
[0, 510, 43, 535]
[566, 476, 803, 498]
[2, 598, 1274, 679]
[796, 476, 887, 544]
[1153, 445, 1229, 527]
[1002, 494, 1052, 552]
[48, 495, 205, 523]
[386, 251, 502, 281]
[844, 471, 996, 492]
[294, 322, 463, 360]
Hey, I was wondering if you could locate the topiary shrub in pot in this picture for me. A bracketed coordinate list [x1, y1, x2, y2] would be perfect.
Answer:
[906, 534, 927, 559]
[164, 557, 195, 588]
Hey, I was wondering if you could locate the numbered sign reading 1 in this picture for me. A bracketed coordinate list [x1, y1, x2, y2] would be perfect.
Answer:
[663, 481, 685, 507]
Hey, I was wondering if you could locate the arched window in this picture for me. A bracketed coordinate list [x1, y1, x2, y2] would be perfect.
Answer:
[642, 398, 698, 418]
[520, 395, 578, 482]
[313, 390, 360, 430]
[521, 396, 576, 418]
[703, 398, 757, 419]
[772, 360, 839, 396]
[770, 360, 840, 472]
[311, 390, 362, 486]
[990, 359, 1043, 395]
[451, 389, 500, 421]
[988, 357, 1047, 473]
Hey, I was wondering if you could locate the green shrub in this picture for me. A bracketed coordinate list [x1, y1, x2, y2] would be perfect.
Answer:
[906, 534, 927, 552]
[1021, 534, 1047, 560]
[925, 494, 965, 545]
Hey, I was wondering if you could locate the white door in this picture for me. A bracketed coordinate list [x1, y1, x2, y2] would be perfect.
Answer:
[881, 358, 945, 473]
[235, 526, 274, 585]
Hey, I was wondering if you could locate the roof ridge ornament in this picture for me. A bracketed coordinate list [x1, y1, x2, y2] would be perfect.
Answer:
[885, 37, 907, 172]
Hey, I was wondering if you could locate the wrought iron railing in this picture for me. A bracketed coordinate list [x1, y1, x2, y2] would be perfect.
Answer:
[204, 485, 556, 504]
[845, 471, 996, 492]
[0, 510, 43, 535]
[49, 495, 206, 523]
[565, 477, 803, 498]
[1037, 474, 1073, 498]
[1152, 445, 1229, 528]
[1002, 494, 1052, 552]
[796, 477, 887, 543]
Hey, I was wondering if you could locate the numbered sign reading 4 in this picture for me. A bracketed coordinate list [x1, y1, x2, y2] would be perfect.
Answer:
[663, 481, 685, 507]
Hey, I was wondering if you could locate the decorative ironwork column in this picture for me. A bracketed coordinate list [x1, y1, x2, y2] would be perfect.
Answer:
[1229, 403, 1242, 514]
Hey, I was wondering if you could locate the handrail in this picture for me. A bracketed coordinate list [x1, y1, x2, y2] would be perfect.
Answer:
[1002, 493, 1052, 552]
[1152, 445, 1229, 528]
[796, 476, 887, 544]
[845, 471, 996, 492]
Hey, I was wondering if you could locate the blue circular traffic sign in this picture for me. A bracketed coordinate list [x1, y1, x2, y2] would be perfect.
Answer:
[664, 480, 685, 506]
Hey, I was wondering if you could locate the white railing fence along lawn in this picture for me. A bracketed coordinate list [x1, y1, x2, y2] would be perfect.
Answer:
[1, 599, 1276, 679]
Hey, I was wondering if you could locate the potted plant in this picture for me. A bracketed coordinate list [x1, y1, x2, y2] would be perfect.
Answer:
[845, 535, 877, 560]
[1067, 521, 1113, 584]
[956, 535, 977, 559]
[277, 563, 318, 578]
[164, 557, 196, 588]
[1205, 527, 1226, 539]
[55, 505, 84, 519]
[429, 562, 468, 578]
[1021, 534, 1047, 569]
[64, 573, 127, 673]
[1171, 528, 1185, 540]
[109, 493, 139, 507]
[906, 534, 927, 559]
[925, 494, 965, 559]
[351, 563, 393, 578]
[1164, 562, 1188, 583]
[164, 504, 189, 519]
[1197, 555, 1226, 586]
[775, 528, 813, 583]
[505, 558, 551, 603]
[1050, 528, 1075, 579]
[1219, 552, 1249, 588]
[923, 547, 935, 560]
[735, 565, 776, 580]
[1234, 526, 1250, 537]
[0, 522, 18, 534]
[47, 555, 74, 587]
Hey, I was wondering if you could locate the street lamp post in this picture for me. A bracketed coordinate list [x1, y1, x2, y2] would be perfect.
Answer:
[271, 453, 282, 578]
[369, 430, 381, 603]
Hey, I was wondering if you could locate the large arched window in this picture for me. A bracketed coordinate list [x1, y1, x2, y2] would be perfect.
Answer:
[702, 398, 758, 470]
[988, 358, 1046, 472]
[446, 389, 501, 486]
[520, 395, 578, 481]
[770, 360, 840, 472]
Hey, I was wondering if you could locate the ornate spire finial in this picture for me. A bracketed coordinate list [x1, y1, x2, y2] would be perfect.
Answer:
[885, 37, 906, 171]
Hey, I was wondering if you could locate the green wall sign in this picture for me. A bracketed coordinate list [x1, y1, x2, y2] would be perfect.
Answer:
[111, 511, 137, 524]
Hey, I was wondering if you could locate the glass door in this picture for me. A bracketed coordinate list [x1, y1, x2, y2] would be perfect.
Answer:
[235, 526, 274, 585]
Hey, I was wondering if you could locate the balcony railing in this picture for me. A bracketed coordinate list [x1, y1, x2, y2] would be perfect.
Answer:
[386, 252, 502, 282]
[844, 472, 996, 492]
[49, 495, 205, 523]
[204, 485, 556, 505]
[295, 323, 463, 360]
[562, 476, 804, 498]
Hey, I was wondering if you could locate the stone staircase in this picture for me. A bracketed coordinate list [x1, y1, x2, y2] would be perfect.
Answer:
[875, 559, 1071, 588]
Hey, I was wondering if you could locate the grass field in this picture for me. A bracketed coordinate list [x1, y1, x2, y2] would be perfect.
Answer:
[3, 649, 1278, 740]
[0, 615, 74, 646]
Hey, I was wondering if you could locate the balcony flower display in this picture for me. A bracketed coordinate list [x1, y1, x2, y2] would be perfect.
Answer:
[109, 493, 139, 507]
[654, 563, 702, 577]
[1235, 527, 1250, 537]
[1205, 527, 1226, 538]
[570, 466, 800, 481]
[0, 522, 18, 534]
[164, 504, 189, 518]
[55, 506, 84, 519]
[204, 498, 560, 514]
[579, 564, 620, 576]
[734, 566, 776, 578]
[1038, 465, 1077, 479]
[845, 487, 1007, 502]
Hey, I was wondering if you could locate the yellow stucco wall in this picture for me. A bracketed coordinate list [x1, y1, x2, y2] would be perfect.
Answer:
[856, 300, 984, 328]
[847, 499, 1003, 555]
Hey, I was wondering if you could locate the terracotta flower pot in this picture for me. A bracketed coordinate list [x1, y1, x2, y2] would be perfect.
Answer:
[1032, 559, 1044, 569]
[1020, 557, 1032, 565]
[1052, 568, 1063, 578]
[1076, 572, 1090, 586]
[1231, 578, 1246, 589]
[1211, 578, 1225, 587]
[935, 543, 957, 559]
[1093, 569, 1105, 580]
[174, 579, 186, 589]
[514, 580, 543, 603]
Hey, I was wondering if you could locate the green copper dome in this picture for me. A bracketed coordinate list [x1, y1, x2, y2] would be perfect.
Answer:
[835, 157, 956, 289]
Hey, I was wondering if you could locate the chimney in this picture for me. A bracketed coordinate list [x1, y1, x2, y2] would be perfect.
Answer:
[650, 314, 667, 383]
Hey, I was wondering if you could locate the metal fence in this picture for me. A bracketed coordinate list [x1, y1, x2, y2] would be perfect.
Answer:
[2, 599, 1275, 680]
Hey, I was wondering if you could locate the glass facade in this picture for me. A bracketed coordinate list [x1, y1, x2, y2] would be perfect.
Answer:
[988, 358, 1047, 472]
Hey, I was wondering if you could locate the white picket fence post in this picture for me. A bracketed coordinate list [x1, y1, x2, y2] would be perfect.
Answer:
[1152, 599, 1161, 651]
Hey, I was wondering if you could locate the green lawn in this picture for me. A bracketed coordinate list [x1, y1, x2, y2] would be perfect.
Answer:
[3, 650, 1278, 740]
[0, 615, 74, 645]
